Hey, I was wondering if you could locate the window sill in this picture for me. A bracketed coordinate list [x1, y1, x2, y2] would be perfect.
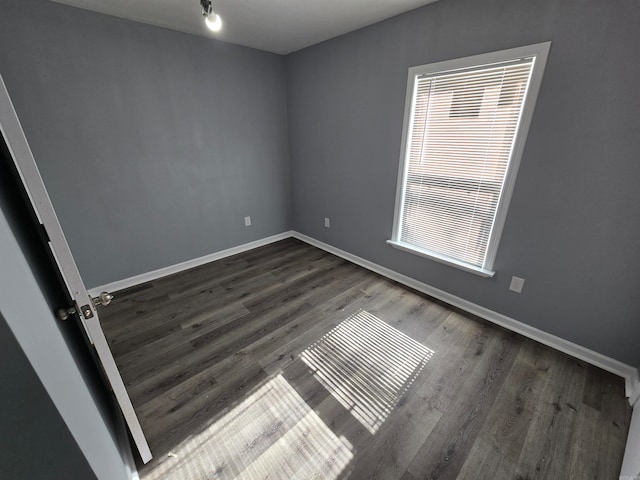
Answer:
[386, 240, 496, 278]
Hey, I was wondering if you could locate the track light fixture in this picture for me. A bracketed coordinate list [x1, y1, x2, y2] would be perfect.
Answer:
[200, 0, 222, 32]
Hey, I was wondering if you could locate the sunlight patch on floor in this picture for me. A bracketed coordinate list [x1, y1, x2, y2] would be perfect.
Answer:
[300, 309, 434, 434]
[144, 374, 353, 479]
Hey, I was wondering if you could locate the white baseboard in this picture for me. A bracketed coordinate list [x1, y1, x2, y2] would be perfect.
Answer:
[88, 231, 294, 296]
[291, 232, 640, 404]
[87, 229, 639, 405]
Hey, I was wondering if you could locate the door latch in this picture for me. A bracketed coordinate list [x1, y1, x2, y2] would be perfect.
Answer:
[80, 304, 94, 319]
[56, 292, 113, 321]
[56, 303, 94, 320]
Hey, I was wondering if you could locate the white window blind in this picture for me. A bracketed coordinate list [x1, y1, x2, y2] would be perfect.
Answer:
[390, 44, 550, 276]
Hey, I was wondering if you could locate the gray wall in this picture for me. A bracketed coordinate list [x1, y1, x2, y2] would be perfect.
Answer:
[0, 0, 291, 288]
[1, 0, 638, 369]
[0, 313, 96, 479]
[286, 0, 640, 367]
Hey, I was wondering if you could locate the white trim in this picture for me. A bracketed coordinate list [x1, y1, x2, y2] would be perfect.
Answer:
[485, 42, 551, 268]
[390, 65, 418, 242]
[87, 227, 640, 405]
[387, 239, 495, 278]
[629, 372, 640, 407]
[390, 42, 551, 273]
[292, 232, 640, 404]
[88, 231, 294, 296]
[621, 404, 640, 480]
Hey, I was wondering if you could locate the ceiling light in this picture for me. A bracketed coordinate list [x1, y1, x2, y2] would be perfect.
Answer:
[200, 0, 222, 33]
[205, 14, 222, 32]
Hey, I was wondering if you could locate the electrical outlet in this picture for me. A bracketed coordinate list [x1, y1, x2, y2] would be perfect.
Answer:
[244, 216, 251, 227]
[509, 276, 525, 293]
[324, 217, 330, 228]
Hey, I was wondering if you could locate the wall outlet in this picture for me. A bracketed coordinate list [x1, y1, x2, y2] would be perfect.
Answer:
[244, 216, 251, 227]
[509, 276, 525, 293]
[324, 217, 330, 228]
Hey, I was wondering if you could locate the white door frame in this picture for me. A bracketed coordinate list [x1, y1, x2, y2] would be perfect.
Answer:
[0, 75, 152, 464]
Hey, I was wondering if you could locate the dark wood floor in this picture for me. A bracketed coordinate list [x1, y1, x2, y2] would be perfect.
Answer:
[99, 238, 632, 480]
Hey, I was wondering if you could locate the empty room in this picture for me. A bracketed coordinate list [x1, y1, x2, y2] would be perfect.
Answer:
[1, 0, 639, 479]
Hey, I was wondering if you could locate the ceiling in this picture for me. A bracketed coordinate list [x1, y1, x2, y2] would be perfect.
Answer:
[50, 0, 438, 55]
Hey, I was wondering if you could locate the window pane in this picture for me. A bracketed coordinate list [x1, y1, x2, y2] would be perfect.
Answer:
[399, 59, 535, 268]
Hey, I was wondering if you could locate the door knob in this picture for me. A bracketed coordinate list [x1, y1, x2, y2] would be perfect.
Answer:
[92, 291, 114, 307]
[56, 306, 76, 321]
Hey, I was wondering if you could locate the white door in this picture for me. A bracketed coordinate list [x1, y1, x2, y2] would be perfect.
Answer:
[0, 75, 152, 464]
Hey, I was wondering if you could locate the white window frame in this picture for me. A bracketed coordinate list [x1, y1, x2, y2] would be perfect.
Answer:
[388, 42, 551, 277]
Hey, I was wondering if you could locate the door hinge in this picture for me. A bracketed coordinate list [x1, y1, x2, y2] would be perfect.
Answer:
[39, 223, 50, 243]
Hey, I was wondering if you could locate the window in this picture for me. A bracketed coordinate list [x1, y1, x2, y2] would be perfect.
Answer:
[389, 43, 550, 277]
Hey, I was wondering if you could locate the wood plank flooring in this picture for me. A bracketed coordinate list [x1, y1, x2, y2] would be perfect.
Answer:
[99, 238, 632, 480]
